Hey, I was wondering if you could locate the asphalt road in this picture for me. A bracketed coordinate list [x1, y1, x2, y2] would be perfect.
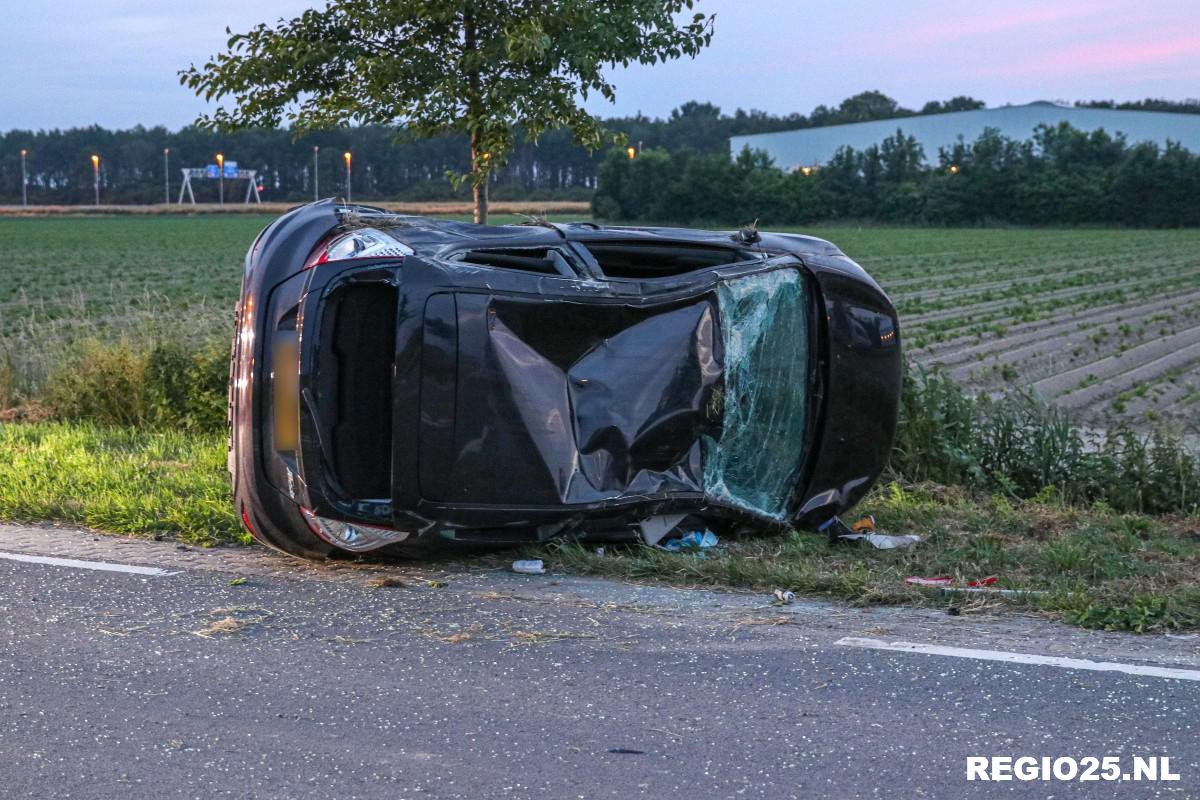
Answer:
[1, 525, 1197, 799]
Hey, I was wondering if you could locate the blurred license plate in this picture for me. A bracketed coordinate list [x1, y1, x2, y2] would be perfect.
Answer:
[273, 332, 299, 451]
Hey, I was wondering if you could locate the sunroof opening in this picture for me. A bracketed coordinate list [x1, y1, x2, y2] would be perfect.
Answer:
[584, 242, 756, 279]
[454, 247, 572, 275]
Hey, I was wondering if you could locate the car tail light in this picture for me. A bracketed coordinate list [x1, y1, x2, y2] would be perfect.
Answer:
[299, 507, 409, 552]
[305, 228, 413, 269]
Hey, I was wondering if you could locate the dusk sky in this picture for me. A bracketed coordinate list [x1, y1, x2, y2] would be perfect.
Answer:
[3, 0, 1198, 131]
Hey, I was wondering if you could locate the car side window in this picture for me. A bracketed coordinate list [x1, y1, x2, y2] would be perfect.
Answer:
[451, 247, 576, 277]
[580, 242, 764, 279]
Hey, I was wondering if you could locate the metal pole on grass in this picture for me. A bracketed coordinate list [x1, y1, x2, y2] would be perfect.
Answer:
[91, 154, 100, 206]
[216, 153, 225, 205]
[20, 149, 27, 206]
[313, 145, 319, 200]
[163, 148, 170, 204]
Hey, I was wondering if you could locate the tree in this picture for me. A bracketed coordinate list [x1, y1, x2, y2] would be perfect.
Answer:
[180, 1, 714, 223]
[921, 96, 986, 115]
[663, 101, 724, 153]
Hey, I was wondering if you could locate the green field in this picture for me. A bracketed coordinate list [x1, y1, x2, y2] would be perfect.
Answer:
[1, 215, 1198, 631]
[0, 214, 576, 398]
[4, 215, 1199, 441]
[0, 213, 586, 338]
[6, 217, 1199, 405]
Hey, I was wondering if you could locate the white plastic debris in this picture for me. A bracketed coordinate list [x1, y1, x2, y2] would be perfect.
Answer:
[939, 586, 1047, 598]
[639, 514, 688, 547]
[838, 532, 923, 550]
[511, 559, 546, 575]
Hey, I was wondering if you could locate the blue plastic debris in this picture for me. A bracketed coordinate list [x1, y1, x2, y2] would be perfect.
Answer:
[661, 530, 719, 552]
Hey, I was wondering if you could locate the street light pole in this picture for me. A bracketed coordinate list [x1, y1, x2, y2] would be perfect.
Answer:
[163, 148, 170, 205]
[91, 154, 100, 206]
[313, 145, 319, 200]
[216, 153, 225, 205]
[20, 149, 27, 207]
[343, 151, 352, 202]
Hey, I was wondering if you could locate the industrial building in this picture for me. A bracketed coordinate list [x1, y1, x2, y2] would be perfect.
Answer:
[728, 102, 1200, 170]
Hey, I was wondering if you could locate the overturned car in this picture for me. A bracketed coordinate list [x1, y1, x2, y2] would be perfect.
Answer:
[229, 200, 901, 558]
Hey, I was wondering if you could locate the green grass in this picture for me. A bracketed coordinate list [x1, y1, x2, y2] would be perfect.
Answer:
[0, 421, 240, 545]
[0, 215, 271, 335]
[4, 416, 1194, 631]
[0, 420, 1195, 631]
[526, 481, 1200, 632]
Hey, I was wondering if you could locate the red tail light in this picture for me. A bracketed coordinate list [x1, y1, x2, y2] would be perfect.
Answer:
[304, 228, 413, 269]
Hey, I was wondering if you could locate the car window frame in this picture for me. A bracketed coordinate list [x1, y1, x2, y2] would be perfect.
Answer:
[443, 244, 583, 279]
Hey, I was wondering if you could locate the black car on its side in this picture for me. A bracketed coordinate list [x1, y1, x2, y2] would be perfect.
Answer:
[228, 200, 901, 558]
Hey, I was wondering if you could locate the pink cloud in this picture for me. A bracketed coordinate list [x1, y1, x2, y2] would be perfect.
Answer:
[886, 3, 1104, 50]
[979, 34, 1200, 77]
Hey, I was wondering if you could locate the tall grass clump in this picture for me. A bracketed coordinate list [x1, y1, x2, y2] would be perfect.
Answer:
[0, 348, 14, 410]
[45, 338, 228, 431]
[894, 363, 1200, 514]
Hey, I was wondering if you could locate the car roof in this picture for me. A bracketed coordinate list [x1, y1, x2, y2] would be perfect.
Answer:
[336, 204, 844, 259]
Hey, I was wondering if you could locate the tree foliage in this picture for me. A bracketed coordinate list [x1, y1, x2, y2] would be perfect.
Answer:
[8, 91, 1199, 222]
[0, 92, 975, 205]
[179, 0, 713, 222]
[593, 123, 1200, 227]
[1076, 97, 1200, 115]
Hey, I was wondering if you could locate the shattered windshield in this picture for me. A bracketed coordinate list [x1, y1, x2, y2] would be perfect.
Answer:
[704, 269, 811, 520]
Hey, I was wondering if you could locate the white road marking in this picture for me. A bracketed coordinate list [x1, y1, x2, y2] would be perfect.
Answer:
[0, 551, 177, 577]
[836, 637, 1200, 682]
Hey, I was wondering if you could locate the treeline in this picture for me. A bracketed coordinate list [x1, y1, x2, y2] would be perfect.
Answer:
[3, 92, 1198, 207]
[593, 123, 1200, 227]
[0, 102, 831, 205]
[0, 125, 597, 205]
[0, 92, 999, 205]
[1077, 98, 1200, 114]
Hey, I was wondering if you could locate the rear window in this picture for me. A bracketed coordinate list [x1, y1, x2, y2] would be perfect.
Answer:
[584, 242, 756, 279]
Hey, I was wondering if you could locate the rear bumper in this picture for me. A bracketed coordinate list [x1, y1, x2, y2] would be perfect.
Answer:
[228, 201, 344, 556]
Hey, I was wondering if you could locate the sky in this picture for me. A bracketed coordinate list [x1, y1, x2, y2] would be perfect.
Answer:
[2, 0, 1198, 131]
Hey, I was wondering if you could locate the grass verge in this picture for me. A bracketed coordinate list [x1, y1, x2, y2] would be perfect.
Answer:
[1, 422, 1197, 631]
[0, 422, 240, 545]
[527, 481, 1200, 633]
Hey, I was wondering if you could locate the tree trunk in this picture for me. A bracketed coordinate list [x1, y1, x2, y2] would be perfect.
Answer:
[470, 130, 489, 225]
[473, 179, 489, 225]
[464, 8, 487, 225]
